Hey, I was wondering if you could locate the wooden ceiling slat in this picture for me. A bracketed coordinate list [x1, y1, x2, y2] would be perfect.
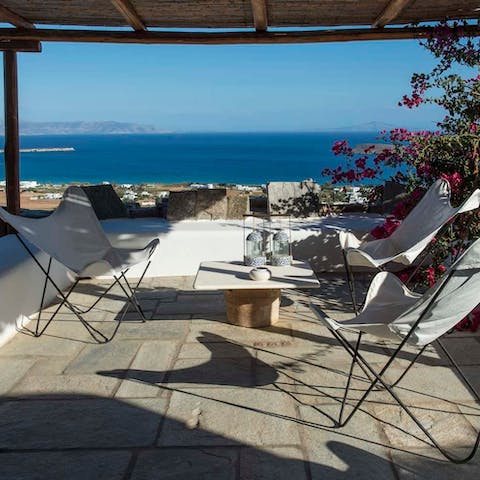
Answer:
[0, 3, 34, 29]
[373, 0, 413, 28]
[251, 0, 268, 32]
[0, 25, 478, 45]
[2, 1, 479, 29]
[111, 0, 146, 31]
[0, 39, 40, 51]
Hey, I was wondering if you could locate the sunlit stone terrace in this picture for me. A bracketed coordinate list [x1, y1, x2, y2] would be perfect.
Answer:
[0, 274, 479, 479]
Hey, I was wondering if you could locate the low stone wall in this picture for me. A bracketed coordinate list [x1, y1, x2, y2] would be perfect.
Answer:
[167, 189, 249, 221]
[267, 181, 322, 217]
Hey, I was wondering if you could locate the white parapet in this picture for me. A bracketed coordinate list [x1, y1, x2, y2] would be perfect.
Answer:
[0, 214, 383, 347]
[101, 214, 384, 277]
[0, 235, 72, 347]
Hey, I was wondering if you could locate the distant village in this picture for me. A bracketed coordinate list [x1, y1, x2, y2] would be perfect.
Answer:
[0, 180, 369, 212]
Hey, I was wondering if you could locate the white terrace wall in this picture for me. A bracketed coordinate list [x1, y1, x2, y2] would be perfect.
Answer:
[0, 215, 382, 346]
[0, 234, 72, 346]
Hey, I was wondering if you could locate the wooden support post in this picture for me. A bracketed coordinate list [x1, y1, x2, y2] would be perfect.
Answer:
[3, 50, 20, 215]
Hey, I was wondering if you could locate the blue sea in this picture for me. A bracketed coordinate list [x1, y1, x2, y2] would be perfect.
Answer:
[0, 132, 384, 185]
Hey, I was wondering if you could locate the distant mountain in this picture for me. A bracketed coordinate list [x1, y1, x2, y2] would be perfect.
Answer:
[326, 121, 398, 132]
[10, 121, 170, 135]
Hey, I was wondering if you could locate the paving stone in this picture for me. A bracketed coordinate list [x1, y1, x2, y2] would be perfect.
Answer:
[0, 330, 86, 357]
[115, 341, 178, 398]
[0, 398, 167, 449]
[0, 450, 131, 480]
[254, 364, 297, 389]
[137, 289, 177, 302]
[159, 387, 301, 447]
[113, 319, 189, 341]
[64, 340, 141, 374]
[383, 364, 475, 402]
[130, 448, 238, 480]
[9, 374, 120, 399]
[390, 448, 480, 479]
[186, 322, 294, 346]
[370, 399, 477, 451]
[191, 313, 229, 324]
[387, 341, 450, 368]
[438, 337, 480, 365]
[27, 356, 75, 376]
[178, 341, 255, 359]
[150, 314, 192, 321]
[0, 273, 477, 479]
[457, 400, 480, 430]
[292, 367, 380, 405]
[126, 299, 158, 313]
[22, 316, 110, 342]
[298, 405, 396, 479]
[239, 446, 308, 480]
[166, 357, 255, 388]
[155, 294, 225, 316]
[0, 357, 37, 395]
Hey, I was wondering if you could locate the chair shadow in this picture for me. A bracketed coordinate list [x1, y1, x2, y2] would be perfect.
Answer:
[99, 331, 279, 387]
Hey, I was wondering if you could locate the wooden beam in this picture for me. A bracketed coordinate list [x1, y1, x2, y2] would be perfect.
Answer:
[0, 25, 478, 45]
[3, 50, 20, 215]
[251, 0, 268, 32]
[373, 0, 413, 28]
[0, 3, 35, 29]
[111, 0, 146, 31]
[0, 40, 41, 52]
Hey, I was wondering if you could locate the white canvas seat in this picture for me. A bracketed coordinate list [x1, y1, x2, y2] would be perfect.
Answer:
[340, 179, 480, 312]
[310, 237, 480, 462]
[0, 186, 159, 342]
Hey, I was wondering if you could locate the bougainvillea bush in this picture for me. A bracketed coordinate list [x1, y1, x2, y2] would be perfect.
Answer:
[323, 22, 480, 330]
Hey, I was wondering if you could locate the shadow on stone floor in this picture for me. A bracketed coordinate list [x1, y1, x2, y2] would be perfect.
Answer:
[99, 332, 278, 388]
[1, 393, 473, 480]
[0, 396, 464, 480]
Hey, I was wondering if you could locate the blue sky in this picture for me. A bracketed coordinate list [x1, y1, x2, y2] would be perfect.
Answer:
[3, 39, 444, 132]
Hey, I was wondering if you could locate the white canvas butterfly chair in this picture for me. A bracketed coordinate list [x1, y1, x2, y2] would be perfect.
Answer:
[340, 178, 480, 313]
[310, 237, 480, 463]
[0, 186, 159, 343]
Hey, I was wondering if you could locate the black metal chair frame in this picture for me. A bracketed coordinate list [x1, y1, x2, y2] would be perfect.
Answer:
[16, 233, 151, 343]
[320, 270, 480, 463]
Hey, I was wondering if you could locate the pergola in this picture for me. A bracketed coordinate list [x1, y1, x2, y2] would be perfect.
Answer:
[0, 0, 479, 218]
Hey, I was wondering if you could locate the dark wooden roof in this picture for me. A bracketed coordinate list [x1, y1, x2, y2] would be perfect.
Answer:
[0, 0, 478, 28]
[0, 1, 478, 46]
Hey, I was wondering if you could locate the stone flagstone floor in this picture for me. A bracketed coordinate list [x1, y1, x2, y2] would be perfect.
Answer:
[0, 274, 479, 479]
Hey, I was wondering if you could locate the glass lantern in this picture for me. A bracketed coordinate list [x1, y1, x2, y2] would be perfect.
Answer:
[272, 230, 292, 266]
[244, 230, 266, 266]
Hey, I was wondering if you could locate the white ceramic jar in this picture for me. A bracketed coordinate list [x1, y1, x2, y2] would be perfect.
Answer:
[249, 267, 271, 281]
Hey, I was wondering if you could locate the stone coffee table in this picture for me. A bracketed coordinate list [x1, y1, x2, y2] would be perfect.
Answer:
[194, 260, 320, 328]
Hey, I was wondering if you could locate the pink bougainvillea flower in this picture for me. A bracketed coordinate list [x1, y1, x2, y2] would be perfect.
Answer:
[426, 266, 436, 287]
[441, 172, 463, 192]
[396, 271, 410, 283]
[456, 306, 480, 332]
[417, 162, 433, 178]
[355, 157, 366, 169]
[371, 216, 401, 239]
